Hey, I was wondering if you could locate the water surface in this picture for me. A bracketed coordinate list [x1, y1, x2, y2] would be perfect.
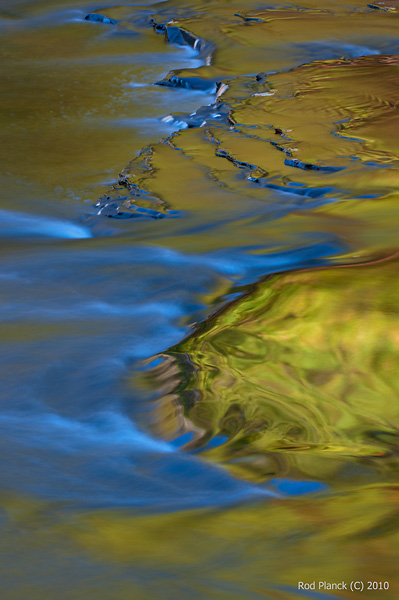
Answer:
[0, 1, 398, 598]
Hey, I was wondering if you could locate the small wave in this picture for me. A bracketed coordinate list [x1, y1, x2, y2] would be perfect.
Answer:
[0, 410, 172, 454]
[0, 299, 184, 322]
[0, 410, 274, 507]
[127, 81, 150, 88]
[294, 41, 380, 61]
[0, 209, 91, 239]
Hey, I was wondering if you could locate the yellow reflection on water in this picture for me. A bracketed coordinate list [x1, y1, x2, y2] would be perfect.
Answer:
[3, 485, 397, 599]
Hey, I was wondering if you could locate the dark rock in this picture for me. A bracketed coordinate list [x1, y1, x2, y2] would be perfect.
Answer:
[162, 102, 232, 129]
[235, 13, 264, 23]
[96, 201, 124, 218]
[284, 158, 344, 172]
[270, 141, 293, 157]
[367, 2, 398, 11]
[164, 25, 215, 63]
[84, 13, 117, 25]
[215, 149, 261, 172]
[96, 202, 164, 220]
[156, 74, 217, 92]
[249, 178, 332, 199]
[151, 19, 166, 33]
[94, 194, 181, 220]
[165, 26, 199, 49]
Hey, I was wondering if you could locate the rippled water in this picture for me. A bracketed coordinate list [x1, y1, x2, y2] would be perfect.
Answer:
[0, 1, 398, 598]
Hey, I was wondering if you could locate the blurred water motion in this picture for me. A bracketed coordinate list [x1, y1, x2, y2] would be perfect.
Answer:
[0, 0, 398, 598]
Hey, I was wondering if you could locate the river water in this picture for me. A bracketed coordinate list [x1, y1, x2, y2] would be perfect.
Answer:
[0, 1, 398, 598]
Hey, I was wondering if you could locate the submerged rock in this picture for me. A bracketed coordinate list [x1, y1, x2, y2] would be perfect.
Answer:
[95, 196, 168, 220]
[164, 25, 215, 63]
[284, 158, 344, 172]
[84, 13, 117, 25]
[234, 13, 265, 23]
[165, 25, 198, 48]
[368, 1, 399, 11]
[156, 74, 217, 92]
[215, 148, 262, 172]
[162, 102, 232, 129]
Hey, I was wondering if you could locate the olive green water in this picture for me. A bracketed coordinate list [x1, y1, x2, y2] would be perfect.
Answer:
[0, 1, 398, 599]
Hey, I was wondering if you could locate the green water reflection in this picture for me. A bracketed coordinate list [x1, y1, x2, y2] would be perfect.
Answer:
[153, 259, 399, 483]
